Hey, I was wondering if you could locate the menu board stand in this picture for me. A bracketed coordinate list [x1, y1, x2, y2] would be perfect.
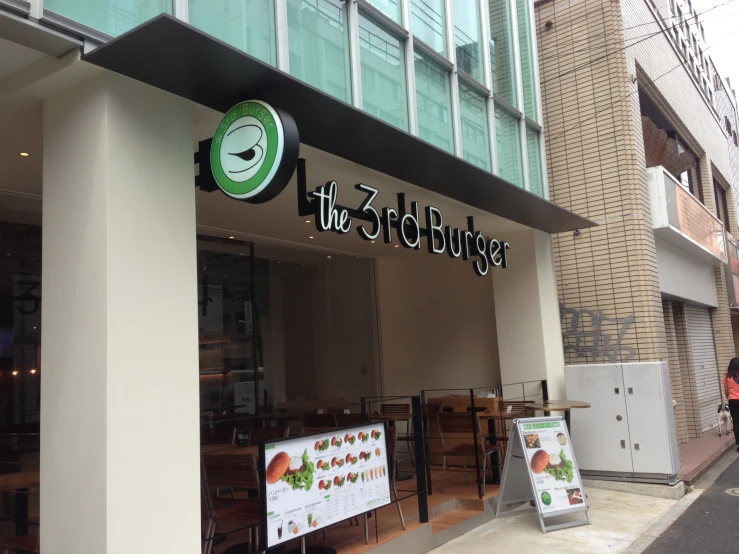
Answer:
[260, 422, 392, 550]
[494, 416, 590, 533]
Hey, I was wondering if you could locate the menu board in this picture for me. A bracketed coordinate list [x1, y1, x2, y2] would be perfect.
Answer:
[262, 423, 391, 547]
[518, 419, 586, 514]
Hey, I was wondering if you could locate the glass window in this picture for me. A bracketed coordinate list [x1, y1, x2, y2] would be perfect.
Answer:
[411, 0, 447, 56]
[288, 0, 352, 103]
[526, 126, 543, 197]
[454, 0, 483, 83]
[516, 0, 538, 120]
[0, 221, 41, 427]
[359, 14, 409, 131]
[365, 0, 402, 24]
[495, 107, 523, 187]
[414, 51, 454, 153]
[189, 0, 276, 65]
[488, 0, 516, 106]
[44, 0, 170, 36]
[459, 81, 490, 171]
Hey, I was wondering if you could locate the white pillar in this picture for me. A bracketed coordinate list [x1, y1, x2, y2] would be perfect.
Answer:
[493, 229, 566, 398]
[41, 73, 200, 554]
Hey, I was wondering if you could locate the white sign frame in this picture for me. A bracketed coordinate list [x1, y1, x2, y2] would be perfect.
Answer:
[260, 422, 392, 548]
[494, 416, 591, 533]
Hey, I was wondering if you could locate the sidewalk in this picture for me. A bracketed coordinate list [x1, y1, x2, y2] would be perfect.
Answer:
[430, 488, 679, 553]
[677, 428, 736, 485]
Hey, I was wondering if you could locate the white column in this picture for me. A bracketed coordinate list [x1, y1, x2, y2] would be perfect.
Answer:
[492, 229, 565, 398]
[41, 72, 200, 554]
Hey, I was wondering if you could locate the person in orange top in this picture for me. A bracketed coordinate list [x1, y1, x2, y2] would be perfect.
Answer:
[723, 358, 739, 452]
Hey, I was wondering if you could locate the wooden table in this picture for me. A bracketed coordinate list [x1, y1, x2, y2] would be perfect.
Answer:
[0, 471, 39, 536]
[524, 400, 591, 430]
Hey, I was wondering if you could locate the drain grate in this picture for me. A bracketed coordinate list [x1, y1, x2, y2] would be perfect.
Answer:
[725, 488, 739, 497]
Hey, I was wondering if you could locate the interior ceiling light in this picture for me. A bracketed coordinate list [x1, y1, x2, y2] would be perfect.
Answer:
[18, 152, 29, 157]
[305, 220, 311, 223]
[309, 236, 314, 239]
[11, 371, 18, 376]
[228, 236, 235, 239]
[30, 369, 37, 375]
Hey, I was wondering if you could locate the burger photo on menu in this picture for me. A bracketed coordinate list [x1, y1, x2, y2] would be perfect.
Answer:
[316, 459, 331, 472]
[347, 472, 359, 484]
[345, 433, 356, 445]
[530, 449, 574, 483]
[331, 436, 343, 449]
[370, 429, 382, 440]
[314, 439, 329, 452]
[346, 453, 358, 465]
[267, 450, 315, 491]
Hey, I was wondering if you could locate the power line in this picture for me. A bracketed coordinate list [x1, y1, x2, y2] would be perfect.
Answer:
[536, 9, 739, 64]
[534, 0, 736, 65]
[547, 26, 739, 142]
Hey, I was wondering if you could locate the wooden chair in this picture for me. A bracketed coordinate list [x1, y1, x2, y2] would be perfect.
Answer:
[380, 404, 415, 468]
[436, 412, 500, 495]
[302, 413, 337, 434]
[0, 534, 38, 554]
[336, 413, 365, 426]
[386, 426, 406, 530]
[247, 425, 289, 446]
[200, 425, 236, 446]
[493, 400, 535, 461]
[201, 453, 261, 554]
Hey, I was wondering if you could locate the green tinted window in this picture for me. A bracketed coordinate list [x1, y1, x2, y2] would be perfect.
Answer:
[366, 0, 402, 24]
[517, 0, 538, 120]
[527, 127, 543, 197]
[360, 15, 409, 131]
[454, 0, 483, 83]
[415, 51, 453, 153]
[495, 107, 523, 187]
[411, 0, 447, 56]
[488, 0, 516, 106]
[459, 82, 490, 171]
[288, 0, 352, 103]
[45, 0, 170, 37]
[190, 0, 276, 65]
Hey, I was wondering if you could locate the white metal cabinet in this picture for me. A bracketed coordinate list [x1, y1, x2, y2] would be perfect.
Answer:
[565, 364, 633, 473]
[622, 363, 680, 475]
[565, 362, 679, 482]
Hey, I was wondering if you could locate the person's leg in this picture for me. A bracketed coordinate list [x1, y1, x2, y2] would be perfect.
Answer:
[729, 400, 739, 447]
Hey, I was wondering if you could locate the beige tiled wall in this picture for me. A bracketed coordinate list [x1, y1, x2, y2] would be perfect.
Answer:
[662, 301, 689, 444]
[535, 0, 736, 433]
[535, 0, 667, 365]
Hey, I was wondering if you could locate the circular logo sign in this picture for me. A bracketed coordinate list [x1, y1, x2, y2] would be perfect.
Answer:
[211, 100, 299, 203]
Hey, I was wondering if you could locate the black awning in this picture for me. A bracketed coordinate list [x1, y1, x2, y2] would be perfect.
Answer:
[83, 15, 595, 233]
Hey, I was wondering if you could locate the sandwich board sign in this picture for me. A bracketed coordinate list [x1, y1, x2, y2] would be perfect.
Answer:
[494, 416, 590, 533]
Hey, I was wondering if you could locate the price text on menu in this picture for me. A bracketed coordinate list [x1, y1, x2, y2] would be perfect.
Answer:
[519, 420, 587, 515]
[263, 423, 391, 547]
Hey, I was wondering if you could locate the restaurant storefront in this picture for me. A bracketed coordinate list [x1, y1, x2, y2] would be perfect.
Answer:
[0, 10, 594, 553]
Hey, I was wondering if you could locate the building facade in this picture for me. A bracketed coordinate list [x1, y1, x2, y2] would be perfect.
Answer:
[536, 0, 737, 445]
[0, 0, 592, 550]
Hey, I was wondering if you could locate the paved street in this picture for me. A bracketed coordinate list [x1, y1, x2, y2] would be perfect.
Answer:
[644, 451, 739, 554]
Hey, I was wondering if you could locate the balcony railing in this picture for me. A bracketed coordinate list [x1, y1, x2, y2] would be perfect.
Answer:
[648, 166, 727, 264]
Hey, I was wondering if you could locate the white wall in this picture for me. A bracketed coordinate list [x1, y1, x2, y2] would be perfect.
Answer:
[655, 237, 718, 307]
[375, 253, 500, 396]
[42, 73, 200, 553]
[492, 230, 566, 398]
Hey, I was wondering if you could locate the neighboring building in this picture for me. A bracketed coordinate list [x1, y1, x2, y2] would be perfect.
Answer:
[536, 0, 737, 448]
[710, 62, 739, 344]
[0, 0, 590, 550]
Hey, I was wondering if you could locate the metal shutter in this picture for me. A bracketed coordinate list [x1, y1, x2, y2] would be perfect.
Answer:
[684, 305, 722, 432]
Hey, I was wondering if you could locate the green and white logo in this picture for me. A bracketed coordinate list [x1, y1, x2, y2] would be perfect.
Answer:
[211, 100, 299, 203]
